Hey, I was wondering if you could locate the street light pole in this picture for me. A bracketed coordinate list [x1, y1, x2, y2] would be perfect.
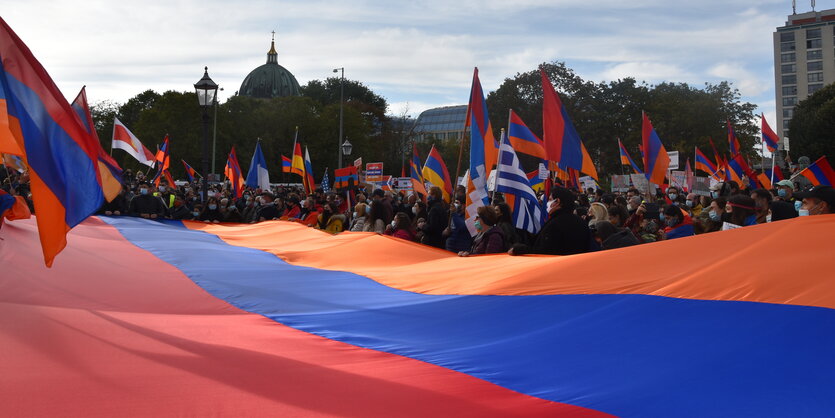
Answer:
[211, 86, 224, 175]
[333, 67, 344, 168]
[194, 66, 218, 203]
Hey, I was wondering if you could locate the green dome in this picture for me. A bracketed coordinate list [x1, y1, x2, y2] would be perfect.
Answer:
[239, 39, 300, 98]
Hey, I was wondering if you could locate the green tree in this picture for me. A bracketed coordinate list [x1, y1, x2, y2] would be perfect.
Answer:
[788, 83, 835, 161]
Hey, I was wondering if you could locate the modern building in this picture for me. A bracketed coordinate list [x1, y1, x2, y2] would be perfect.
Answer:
[239, 33, 301, 99]
[411, 105, 467, 142]
[773, 7, 835, 145]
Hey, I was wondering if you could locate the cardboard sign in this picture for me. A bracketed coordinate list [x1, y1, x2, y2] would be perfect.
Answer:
[395, 177, 413, 191]
[630, 174, 657, 195]
[721, 222, 741, 231]
[538, 163, 549, 180]
[668, 151, 680, 170]
[365, 162, 383, 183]
[670, 170, 687, 191]
[692, 176, 711, 196]
[611, 174, 632, 192]
[354, 157, 363, 169]
[579, 176, 598, 191]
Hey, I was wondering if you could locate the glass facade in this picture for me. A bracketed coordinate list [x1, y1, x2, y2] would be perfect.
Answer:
[412, 105, 467, 142]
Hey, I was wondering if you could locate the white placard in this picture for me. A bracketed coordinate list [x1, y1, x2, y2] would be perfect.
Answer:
[668, 151, 680, 170]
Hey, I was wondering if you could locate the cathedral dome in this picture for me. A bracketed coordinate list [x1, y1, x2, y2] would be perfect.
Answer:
[239, 35, 300, 98]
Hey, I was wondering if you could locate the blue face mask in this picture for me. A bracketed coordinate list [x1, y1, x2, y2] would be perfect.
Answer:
[778, 189, 788, 198]
[709, 210, 720, 221]
[685, 200, 693, 207]
[659, 213, 665, 222]
[710, 191, 718, 199]
[139, 188, 148, 195]
[794, 200, 803, 212]
[474, 219, 483, 231]
[668, 193, 678, 201]
[208, 204, 217, 210]
[193, 211, 200, 217]
[666, 218, 678, 228]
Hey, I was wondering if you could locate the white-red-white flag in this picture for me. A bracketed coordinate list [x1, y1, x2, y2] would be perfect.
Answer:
[111, 117, 155, 167]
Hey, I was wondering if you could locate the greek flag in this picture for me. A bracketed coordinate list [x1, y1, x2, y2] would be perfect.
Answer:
[495, 131, 544, 234]
[321, 168, 331, 194]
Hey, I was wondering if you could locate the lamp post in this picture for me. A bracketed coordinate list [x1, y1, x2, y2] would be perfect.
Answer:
[333, 67, 344, 168]
[341, 138, 352, 159]
[194, 66, 218, 202]
[211, 86, 223, 175]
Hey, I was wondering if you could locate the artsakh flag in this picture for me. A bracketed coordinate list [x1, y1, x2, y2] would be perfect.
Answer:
[541, 68, 583, 171]
[797, 156, 835, 186]
[641, 112, 670, 186]
[0, 17, 115, 266]
[463, 67, 493, 235]
[761, 114, 780, 154]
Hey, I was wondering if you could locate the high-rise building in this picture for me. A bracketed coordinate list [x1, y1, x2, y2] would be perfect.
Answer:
[773, 7, 835, 146]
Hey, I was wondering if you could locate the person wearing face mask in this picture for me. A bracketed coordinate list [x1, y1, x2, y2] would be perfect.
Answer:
[316, 202, 346, 233]
[417, 186, 448, 248]
[365, 200, 388, 233]
[384, 212, 417, 241]
[349, 203, 369, 231]
[660, 204, 694, 240]
[702, 196, 727, 233]
[685, 193, 703, 216]
[128, 181, 166, 219]
[775, 180, 796, 204]
[242, 195, 259, 223]
[199, 197, 223, 223]
[257, 193, 282, 221]
[97, 184, 129, 216]
[750, 189, 772, 224]
[511, 187, 590, 256]
[665, 187, 683, 206]
[444, 197, 472, 253]
[169, 195, 193, 220]
[795, 185, 835, 216]
[459, 205, 506, 256]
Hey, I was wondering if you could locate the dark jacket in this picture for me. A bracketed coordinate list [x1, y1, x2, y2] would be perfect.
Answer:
[128, 194, 166, 218]
[445, 211, 473, 253]
[601, 229, 640, 250]
[421, 198, 448, 248]
[471, 226, 506, 254]
[199, 208, 223, 222]
[98, 193, 128, 215]
[169, 204, 193, 220]
[531, 208, 590, 255]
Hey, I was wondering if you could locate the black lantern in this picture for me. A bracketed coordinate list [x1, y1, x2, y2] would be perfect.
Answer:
[341, 139, 353, 156]
[194, 66, 218, 108]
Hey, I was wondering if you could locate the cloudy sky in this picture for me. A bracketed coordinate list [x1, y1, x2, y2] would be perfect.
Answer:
[3, 0, 808, 125]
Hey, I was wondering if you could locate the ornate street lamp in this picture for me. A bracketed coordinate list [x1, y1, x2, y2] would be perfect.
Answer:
[341, 139, 353, 157]
[194, 66, 218, 202]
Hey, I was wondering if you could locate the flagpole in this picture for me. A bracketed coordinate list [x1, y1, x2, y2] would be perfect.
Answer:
[618, 138, 624, 176]
[770, 147, 777, 185]
[490, 121, 508, 206]
[447, 117, 469, 227]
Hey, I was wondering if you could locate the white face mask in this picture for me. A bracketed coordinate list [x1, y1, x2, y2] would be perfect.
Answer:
[547, 199, 558, 213]
[391, 220, 397, 228]
[352, 211, 358, 218]
[798, 209, 810, 216]
[412, 206, 419, 215]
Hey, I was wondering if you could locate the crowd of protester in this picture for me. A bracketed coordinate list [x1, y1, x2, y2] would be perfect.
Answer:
[2, 164, 833, 257]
